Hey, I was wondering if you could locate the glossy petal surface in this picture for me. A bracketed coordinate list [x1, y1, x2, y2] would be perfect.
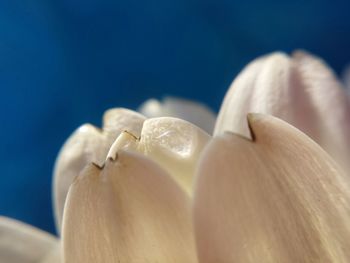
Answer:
[107, 117, 210, 194]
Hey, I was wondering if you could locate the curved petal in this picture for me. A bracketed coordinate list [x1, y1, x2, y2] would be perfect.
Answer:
[214, 52, 272, 137]
[214, 51, 350, 172]
[139, 97, 216, 134]
[0, 216, 58, 263]
[62, 151, 197, 263]
[53, 108, 146, 231]
[107, 117, 210, 195]
[194, 114, 350, 262]
[102, 108, 146, 136]
[293, 51, 350, 170]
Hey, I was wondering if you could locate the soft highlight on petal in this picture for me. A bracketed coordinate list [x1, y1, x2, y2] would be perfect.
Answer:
[0, 217, 58, 263]
[139, 97, 216, 134]
[53, 108, 146, 231]
[194, 114, 350, 263]
[107, 117, 210, 195]
[62, 151, 197, 263]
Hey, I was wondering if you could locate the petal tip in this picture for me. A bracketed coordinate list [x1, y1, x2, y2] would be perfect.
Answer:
[91, 162, 103, 170]
[246, 113, 267, 141]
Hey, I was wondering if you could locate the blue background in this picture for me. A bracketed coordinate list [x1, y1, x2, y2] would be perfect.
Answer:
[1, 0, 350, 234]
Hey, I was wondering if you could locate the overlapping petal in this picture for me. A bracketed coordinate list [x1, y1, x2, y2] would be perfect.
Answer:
[62, 151, 197, 263]
[194, 114, 350, 262]
[53, 108, 146, 230]
[214, 51, 350, 172]
[107, 117, 210, 194]
[5, 50, 350, 263]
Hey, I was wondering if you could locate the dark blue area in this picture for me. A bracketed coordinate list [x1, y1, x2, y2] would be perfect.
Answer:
[0, 0, 349, 234]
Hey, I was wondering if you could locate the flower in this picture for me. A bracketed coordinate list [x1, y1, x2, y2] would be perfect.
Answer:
[2, 51, 350, 262]
[215, 50, 350, 172]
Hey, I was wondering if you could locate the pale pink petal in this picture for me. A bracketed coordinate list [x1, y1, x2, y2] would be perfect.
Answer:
[214, 50, 350, 173]
[293, 51, 350, 170]
[214, 53, 270, 137]
[195, 114, 350, 262]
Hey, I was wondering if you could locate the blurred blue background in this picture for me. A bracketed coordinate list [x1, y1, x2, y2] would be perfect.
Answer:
[1, 0, 350, 234]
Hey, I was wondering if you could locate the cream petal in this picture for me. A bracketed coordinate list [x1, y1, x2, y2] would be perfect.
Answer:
[53, 108, 146, 231]
[214, 51, 350, 172]
[138, 97, 216, 134]
[62, 151, 197, 263]
[194, 114, 350, 263]
[107, 117, 211, 195]
[0, 217, 58, 263]
[102, 108, 146, 137]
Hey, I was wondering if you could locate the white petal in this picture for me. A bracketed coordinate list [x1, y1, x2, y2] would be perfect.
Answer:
[62, 151, 197, 263]
[194, 114, 350, 262]
[0, 217, 58, 263]
[292, 51, 350, 170]
[53, 108, 146, 231]
[107, 117, 211, 194]
[214, 50, 350, 172]
[139, 97, 216, 134]
[214, 52, 270, 137]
